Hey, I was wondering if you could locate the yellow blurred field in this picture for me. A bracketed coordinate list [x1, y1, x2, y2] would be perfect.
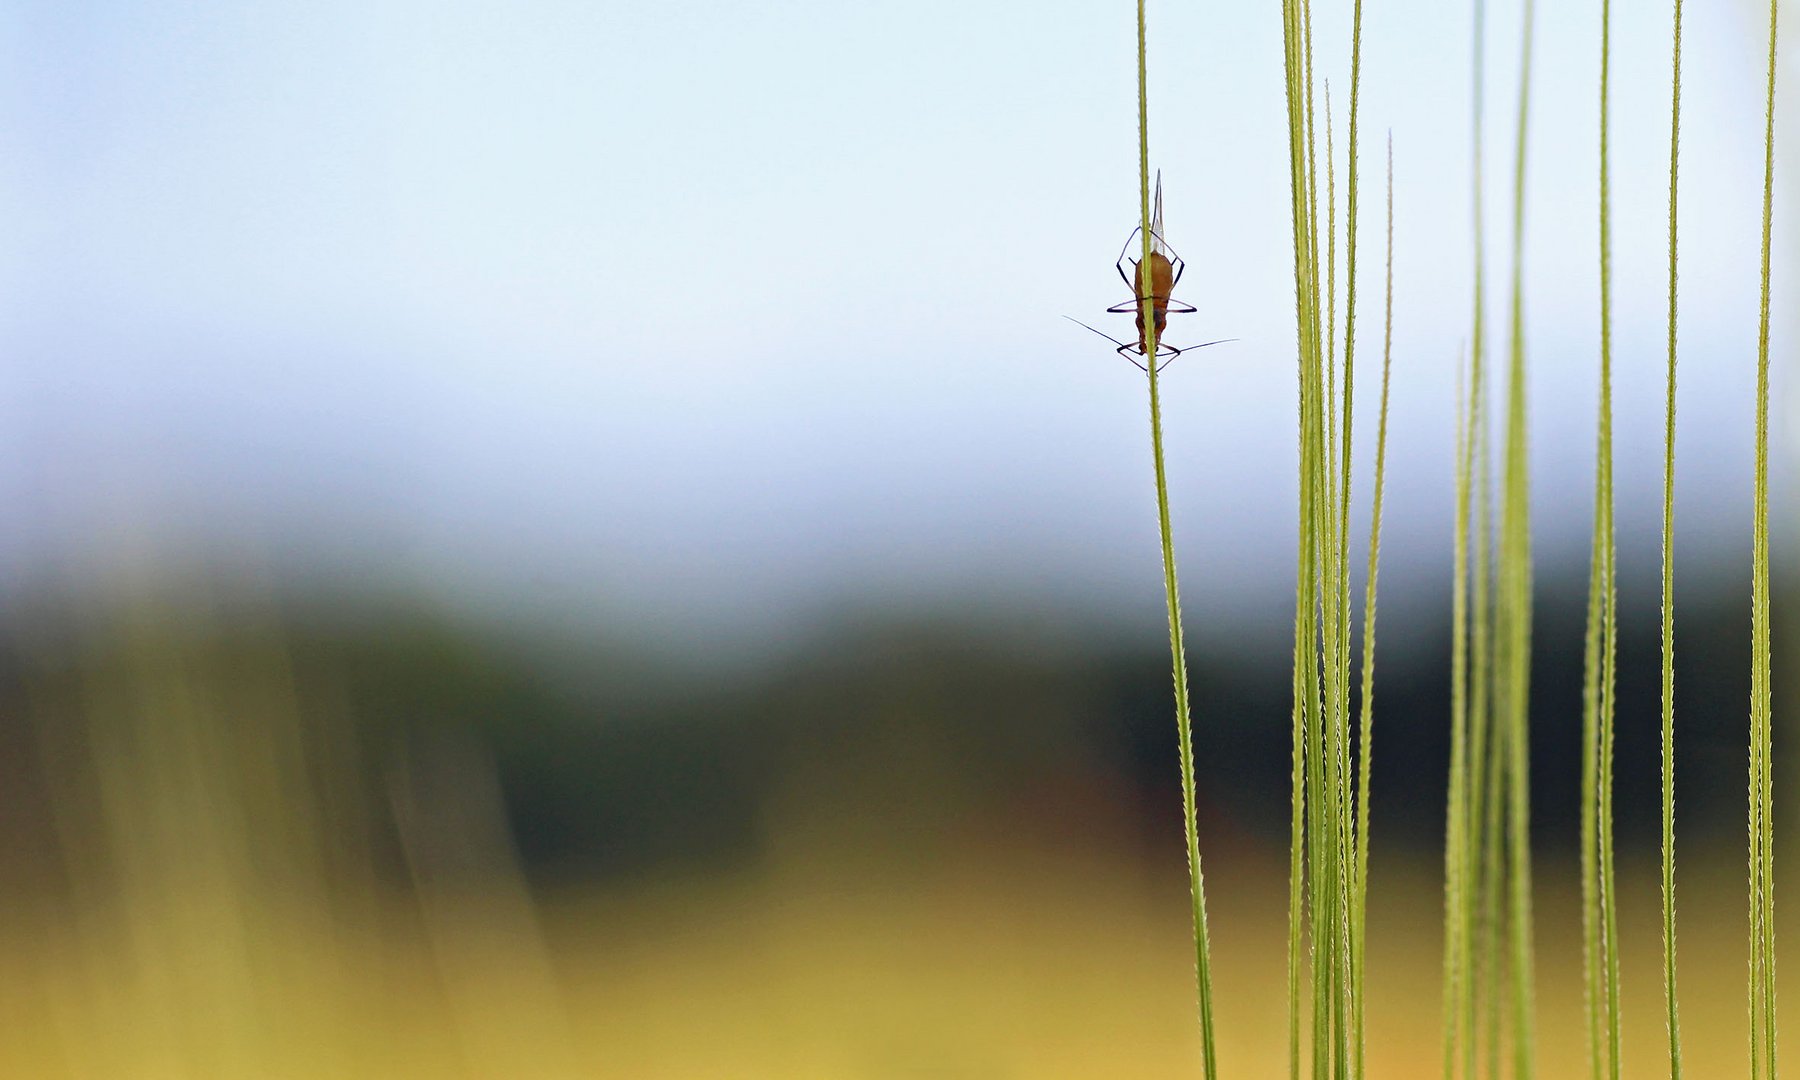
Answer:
[4, 823, 1792, 1078]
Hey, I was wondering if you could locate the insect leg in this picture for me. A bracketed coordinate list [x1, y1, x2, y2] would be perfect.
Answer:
[1114, 226, 1145, 269]
[1108, 299, 1193, 315]
[1115, 260, 1138, 294]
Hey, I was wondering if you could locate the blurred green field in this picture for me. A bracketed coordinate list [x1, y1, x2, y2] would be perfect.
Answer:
[0, 591, 1787, 1077]
[575, 848, 1791, 1078]
[4, 826, 1794, 1077]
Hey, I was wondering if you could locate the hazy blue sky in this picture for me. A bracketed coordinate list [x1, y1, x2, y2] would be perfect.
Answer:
[0, 1, 1792, 654]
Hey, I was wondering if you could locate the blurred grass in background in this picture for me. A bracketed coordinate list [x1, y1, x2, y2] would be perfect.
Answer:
[0, 565, 1785, 1077]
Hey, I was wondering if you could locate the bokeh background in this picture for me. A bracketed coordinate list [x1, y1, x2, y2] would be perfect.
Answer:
[1, 0, 1797, 1075]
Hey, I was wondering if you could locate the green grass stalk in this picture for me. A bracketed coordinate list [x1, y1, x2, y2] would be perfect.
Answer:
[1281, 1, 1322, 1069]
[1274, 6, 1381, 1074]
[1322, 96, 1360, 1077]
[1479, 626, 1508, 1079]
[1660, 0, 1684, 1074]
[1444, 346, 1472, 1080]
[1498, 1, 1537, 1074]
[1132, 1, 1217, 1070]
[1351, 132, 1393, 1080]
[1474, 389, 1504, 1078]
[1444, 2, 1486, 1073]
[1341, 5, 1369, 1065]
[1281, 1, 1382, 1073]
[1582, 0, 1623, 1073]
[1335, 7, 1371, 1061]
[1748, 1, 1779, 1075]
[1299, 15, 1341, 1069]
[1468, 336, 1494, 1080]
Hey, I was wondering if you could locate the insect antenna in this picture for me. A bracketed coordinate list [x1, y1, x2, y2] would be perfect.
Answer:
[1152, 339, 1238, 374]
[1063, 315, 1134, 352]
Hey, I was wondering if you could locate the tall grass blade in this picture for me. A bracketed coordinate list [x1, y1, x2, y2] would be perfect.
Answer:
[1748, 1, 1779, 1075]
[1498, 1, 1537, 1074]
[1444, 3, 1488, 1073]
[1469, 314, 1495, 1080]
[1280, 0, 1324, 1063]
[1131, 1, 1217, 1071]
[1351, 135, 1394, 1080]
[1444, 344, 1472, 1080]
[1660, 0, 1684, 1075]
[1582, 0, 1623, 1073]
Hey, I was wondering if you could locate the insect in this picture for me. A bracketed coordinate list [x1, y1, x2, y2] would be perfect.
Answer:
[1067, 172, 1227, 373]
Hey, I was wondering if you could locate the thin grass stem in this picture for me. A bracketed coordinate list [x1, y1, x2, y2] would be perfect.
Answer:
[1748, 1, 1779, 1075]
[1133, 1, 1217, 1070]
[1660, 0, 1684, 1075]
[1281, 2, 1322, 1073]
[1351, 132, 1392, 1080]
[1445, 343, 1473, 1080]
[1498, 3, 1537, 1074]
[1582, 1, 1623, 1073]
[1444, 2, 1486, 1072]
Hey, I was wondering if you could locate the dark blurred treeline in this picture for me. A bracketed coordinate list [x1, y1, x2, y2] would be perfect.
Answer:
[0, 567, 1779, 903]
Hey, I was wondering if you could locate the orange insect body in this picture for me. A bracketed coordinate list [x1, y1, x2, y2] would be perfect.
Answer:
[1066, 171, 1219, 374]
[1131, 250, 1177, 354]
